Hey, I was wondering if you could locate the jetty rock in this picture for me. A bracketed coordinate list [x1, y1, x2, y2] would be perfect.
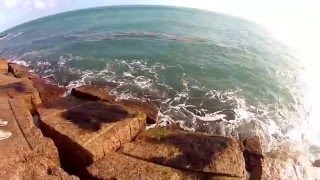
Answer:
[1, 58, 320, 179]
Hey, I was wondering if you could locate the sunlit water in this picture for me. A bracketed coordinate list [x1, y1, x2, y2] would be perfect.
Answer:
[0, 6, 317, 162]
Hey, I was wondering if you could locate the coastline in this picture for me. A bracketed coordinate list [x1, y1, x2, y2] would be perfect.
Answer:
[0, 58, 319, 179]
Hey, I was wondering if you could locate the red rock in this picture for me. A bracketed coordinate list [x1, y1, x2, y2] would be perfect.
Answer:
[118, 99, 158, 124]
[9, 97, 60, 165]
[88, 152, 201, 179]
[38, 99, 147, 174]
[242, 135, 264, 179]
[120, 127, 246, 177]
[243, 135, 263, 157]
[313, 159, 320, 167]
[0, 76, 74, 179]
[8, 63, 35, 78]
[71, 85, 116, 102]
[0, 74, 42, 112]
[70, 86, 159, 123]
[0, 153, 78, 179]
[31, 77, 67, 105]
[0, 59, 8, 73]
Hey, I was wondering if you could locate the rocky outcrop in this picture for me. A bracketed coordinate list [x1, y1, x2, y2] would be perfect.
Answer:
[242, 136, 264, 180]
[120, 127, 246, 178]
[71, 85, 115, 102]
[0, 73, 42, 112]
[9, 97, 60, 165]
[243, 135, 263, 157]
[0, 59, 8, 73]
[117, 99, 158, 124]
[0, 61, 75, 179]
[71, 85, 159, 124]
[1, 59, 320, 179]
[88, 152, 190, 179]
[0, 153, 78, 180]
[8, 63, 35, 78]
[31, 77, 67, 105]
[38, 98, 147, 176]
[88, 153, 245, 180]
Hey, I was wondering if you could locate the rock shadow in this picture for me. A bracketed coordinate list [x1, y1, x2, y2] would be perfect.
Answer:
[61, 101, 133, 131]
[0, 82, 27, 93]
[144, 131, 229, 172]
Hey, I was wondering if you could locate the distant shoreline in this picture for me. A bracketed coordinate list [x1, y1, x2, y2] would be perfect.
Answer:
[0, 33, 7, 39]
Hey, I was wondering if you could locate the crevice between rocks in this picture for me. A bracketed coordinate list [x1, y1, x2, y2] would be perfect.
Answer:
[243, 147, 263, 180]
[36, 114, 96, 179]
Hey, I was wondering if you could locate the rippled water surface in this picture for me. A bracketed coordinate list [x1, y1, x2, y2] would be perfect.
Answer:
[1, 6, 314, 159]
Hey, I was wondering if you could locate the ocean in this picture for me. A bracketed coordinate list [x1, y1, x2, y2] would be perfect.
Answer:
[0, 6, 314, 160]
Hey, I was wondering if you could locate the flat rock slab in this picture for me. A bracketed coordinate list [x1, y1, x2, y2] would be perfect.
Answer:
[120, 127, 246, 178]
[9, 97, 60, 164]
[39, 99, 147, 168]
[71, 85, 158, 123]
[8, 63, 35, 78]
[89, 152, 244, 180]
[0, 96, 31, 161]
[88, 152, 193, 180]
[71, 85, 115, 102]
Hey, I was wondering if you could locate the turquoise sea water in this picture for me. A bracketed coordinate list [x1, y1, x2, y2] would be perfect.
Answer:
[0, 6, 311, 157]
